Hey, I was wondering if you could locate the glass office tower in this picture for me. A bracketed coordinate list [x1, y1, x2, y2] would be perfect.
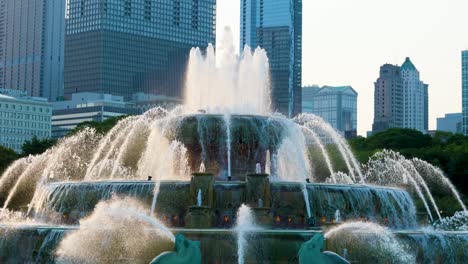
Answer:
[303, 85, 358, 139]
[65, 0, 216, 100]
[240, 0, 302, 117]
[0, 0, 65, 101]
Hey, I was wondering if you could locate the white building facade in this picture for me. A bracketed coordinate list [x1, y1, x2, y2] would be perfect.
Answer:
[401, 57, 428, 133]
[0, 89, 52, 153]
[52, 92, 139, 138]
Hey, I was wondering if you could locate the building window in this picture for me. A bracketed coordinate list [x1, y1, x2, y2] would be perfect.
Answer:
[124, 0, 132, 17]
[144, 0, 152, 20]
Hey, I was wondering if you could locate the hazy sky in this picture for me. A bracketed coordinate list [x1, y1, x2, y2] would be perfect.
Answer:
[216, 0, 468, 136]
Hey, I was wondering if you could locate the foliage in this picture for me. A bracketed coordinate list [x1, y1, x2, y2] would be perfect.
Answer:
[349, 129, 468, 197]
[0, 145, 19, 174]
[21, 136, 57, 156]
[69, 115, 129, 135]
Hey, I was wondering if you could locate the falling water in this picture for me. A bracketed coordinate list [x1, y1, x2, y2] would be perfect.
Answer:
[301, 126, 335, 179]
[224, 114, 232, 179]
[402, 160, 442, 220]
[294, 114, 363, 182]
[235, 204, 260, 264]
[325, 221, 415, 263]
[197, 189, 202, 206]
[265, 150, 271, 175]
[275, 121, 312, 218]
[363, 150, 445, 221]
[412, 158, 467, 212]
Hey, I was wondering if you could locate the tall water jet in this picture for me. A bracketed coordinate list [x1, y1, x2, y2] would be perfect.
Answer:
[235, 204, 259, 264]
[184, 27, 271, 115]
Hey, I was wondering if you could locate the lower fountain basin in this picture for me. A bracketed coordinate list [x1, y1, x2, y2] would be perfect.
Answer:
[1, 225, 467, 263]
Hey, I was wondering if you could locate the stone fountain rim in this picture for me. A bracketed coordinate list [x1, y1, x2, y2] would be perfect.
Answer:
[2, 225, 468, 236]
[44, 180, 407, 192]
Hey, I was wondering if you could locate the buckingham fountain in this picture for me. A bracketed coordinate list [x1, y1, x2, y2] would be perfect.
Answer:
[1, 30, 468, 263]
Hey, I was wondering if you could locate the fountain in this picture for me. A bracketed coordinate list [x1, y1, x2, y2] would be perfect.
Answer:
[0, 28, 467, 263]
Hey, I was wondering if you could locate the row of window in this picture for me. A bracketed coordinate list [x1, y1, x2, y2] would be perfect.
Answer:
[0, 102, 50, 113]
[0, 127, 50, 136]
[0, 111, 51, 122]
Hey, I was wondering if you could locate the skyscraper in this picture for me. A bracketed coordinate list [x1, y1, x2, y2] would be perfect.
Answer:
[0, 0, 65, 101]
[372, 64, 403, 133]
[401, 57, 428, 133]
[65, 0, 216, 100]
[240, 0, 302, 117]
[303, 85, 357, 138]
[463, 50, 468, 135]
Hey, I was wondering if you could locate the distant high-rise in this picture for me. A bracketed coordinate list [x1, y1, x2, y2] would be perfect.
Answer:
[437, 113, 462, 134]
[463, 50, 468, 135]
[0, 0, 65, 101]
[372, 64, 403, 133]
[303, 85, 357, 138]
[65, 0, 216, 100]
[401, 57, 428, 133]
[240, 0, 302, 117]
[372, 59, 428, 134]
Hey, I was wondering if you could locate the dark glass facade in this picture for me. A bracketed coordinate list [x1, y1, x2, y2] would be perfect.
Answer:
[64, 0, 216, 100]
[0, 0, 65, 101]
[240, 0, 302, 117]
[463, 51, 468, 135]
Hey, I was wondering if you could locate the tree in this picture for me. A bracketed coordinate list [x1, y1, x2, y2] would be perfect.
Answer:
[69, 115, 129, 136]
[21, 136, 57, 156]
[0, 145, 19, 174]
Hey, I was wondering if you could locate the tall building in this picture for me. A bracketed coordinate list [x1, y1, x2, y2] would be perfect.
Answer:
[437, 113, 462, 134]
[65, 0, 216, 100]
[372, 64, 403, 133]
[0, 0, 65, 101]
[401, 57, 428, 133]
[303, 85, 357, 138]
[0, 89, 52, 153]
[463, 50, 468, 135]
[240, 0, 302, 117]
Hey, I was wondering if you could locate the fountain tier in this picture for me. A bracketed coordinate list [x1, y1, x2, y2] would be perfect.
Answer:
[33, 179, 417, 229]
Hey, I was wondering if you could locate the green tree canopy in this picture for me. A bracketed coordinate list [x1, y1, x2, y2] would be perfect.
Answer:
[363, 128, 432, 150]
[69, 115, 129, 136]
[21, 136, 57, 156]
[0, 145, 19, 174]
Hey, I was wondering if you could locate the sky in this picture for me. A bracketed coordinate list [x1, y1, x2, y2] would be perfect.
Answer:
[216, 0, 468, 136]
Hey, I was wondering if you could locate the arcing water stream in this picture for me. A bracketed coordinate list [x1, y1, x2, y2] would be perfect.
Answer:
[0, 28, 467, 263]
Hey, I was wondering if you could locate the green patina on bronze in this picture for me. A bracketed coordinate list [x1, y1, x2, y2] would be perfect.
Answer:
[299, 233, 350, 264]
[150, 234, 201, 264]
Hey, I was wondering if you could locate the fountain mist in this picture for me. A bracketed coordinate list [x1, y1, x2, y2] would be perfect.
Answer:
[57, 197, 174, 263]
